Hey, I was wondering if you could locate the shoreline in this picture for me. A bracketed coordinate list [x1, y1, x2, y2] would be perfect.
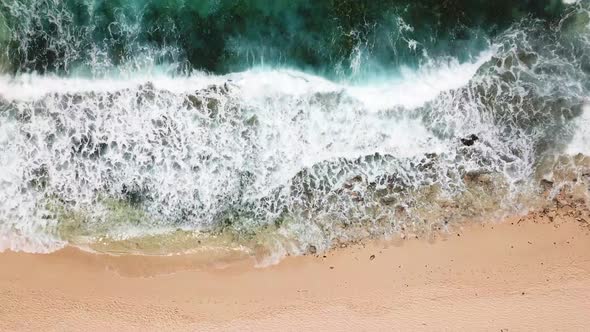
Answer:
[1, 209, 589, 331]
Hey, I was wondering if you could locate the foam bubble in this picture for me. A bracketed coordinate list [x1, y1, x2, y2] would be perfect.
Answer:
[567, 102, 590, 155]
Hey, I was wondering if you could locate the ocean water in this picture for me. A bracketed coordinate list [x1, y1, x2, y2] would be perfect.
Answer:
[0, 1, 589, 261]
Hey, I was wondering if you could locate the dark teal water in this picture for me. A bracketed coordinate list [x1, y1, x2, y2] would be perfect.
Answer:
[0, 0, 569, 79]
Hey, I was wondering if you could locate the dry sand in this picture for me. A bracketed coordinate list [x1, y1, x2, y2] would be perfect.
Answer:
[1, 209, 589, 331]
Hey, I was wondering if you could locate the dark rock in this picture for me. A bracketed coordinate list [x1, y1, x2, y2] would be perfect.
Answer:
[308, 245, 317, 255]
[245, 115, 259, 126]
[343, 175, 364, 189]
[380, 195, 396, 205]
[29, 164, 49, 189]
[206, 98, 220, 116]
[374, 188, 389, 197]
[122, 184, 149, 206]
[517, 51, 538, 68]
[464, 170, 493, 185]
[460, 134, 479, 146]
[185, 94, 203, 109]
[500, 71, 516, 83]
[540, 178, 554, 191]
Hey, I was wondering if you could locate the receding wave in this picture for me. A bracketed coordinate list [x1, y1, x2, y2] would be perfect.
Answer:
[0, 1, 589, 263]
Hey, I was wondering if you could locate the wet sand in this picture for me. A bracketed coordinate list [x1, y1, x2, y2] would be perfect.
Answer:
[1, 209, 589, 331]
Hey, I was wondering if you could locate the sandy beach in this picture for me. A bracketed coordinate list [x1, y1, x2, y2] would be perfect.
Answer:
[1, 205, 589, 331]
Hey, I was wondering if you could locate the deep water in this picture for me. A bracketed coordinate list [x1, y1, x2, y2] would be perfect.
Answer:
[0, 0, 571, 79]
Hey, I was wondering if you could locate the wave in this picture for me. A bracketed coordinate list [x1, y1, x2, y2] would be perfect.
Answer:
[0, 1, 589, 262]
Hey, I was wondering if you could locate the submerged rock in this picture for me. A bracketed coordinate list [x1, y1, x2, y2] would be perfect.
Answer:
[308, 245, 317, 255]
[460, 134, 479, 146]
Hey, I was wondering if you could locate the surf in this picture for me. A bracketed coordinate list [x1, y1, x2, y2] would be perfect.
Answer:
[0, 1, 588, 264]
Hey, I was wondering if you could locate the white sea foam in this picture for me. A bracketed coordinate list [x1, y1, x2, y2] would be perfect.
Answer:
[567, 102, 590, 155]
[0, 49, 493, 109]
[0, 52, 494, 253]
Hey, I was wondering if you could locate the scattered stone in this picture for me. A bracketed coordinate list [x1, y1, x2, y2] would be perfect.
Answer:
[380, 195, 396, 205]
[308, 245, 317, 255]
[517, 51, 538, 68]
[245, 115, 259, 126]
[540, 178, 554, 191]
[460, 134, 479, 146]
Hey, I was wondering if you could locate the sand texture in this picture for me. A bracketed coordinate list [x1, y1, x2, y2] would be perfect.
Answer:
[1, 207, 589, 331]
